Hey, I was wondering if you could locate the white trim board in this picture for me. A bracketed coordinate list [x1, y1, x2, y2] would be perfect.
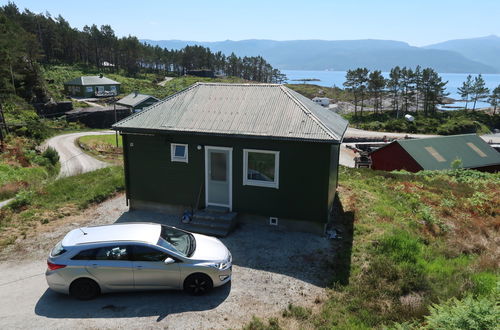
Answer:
[204, 146, 233, 211]
[243, 149, 279, 189]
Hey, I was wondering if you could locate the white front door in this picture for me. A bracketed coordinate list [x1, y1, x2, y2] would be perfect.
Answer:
[205, 146, 232, 210]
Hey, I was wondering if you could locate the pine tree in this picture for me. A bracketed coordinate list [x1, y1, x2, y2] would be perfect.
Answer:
[355, 68, 369, 116]
[367, 70, 386, 113]
[413, 65, 422, 112]
[343, 69, 359, 117]
[387, 66, 402, 117]
[471, 74, 489, 111]
[488, 85, 500, 115]
[457, 75, 473, 111]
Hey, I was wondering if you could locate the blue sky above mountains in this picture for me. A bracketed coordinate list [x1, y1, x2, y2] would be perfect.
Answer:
[5, 0, 500, 46]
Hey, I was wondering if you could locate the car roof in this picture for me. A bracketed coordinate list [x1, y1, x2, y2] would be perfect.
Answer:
[61, 223, 161, 247]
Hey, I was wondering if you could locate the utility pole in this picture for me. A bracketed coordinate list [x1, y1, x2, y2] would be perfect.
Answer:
[113, 97, 118, 147]
[0, 103, 8, 151]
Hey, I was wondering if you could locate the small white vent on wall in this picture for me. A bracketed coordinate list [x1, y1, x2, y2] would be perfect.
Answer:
[269, 217, 278, 226]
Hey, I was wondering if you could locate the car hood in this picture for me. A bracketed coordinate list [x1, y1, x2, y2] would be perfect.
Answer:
[190, 233, 229, 262]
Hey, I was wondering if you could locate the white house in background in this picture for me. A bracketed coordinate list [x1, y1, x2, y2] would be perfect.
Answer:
[312, 97, 330, 107]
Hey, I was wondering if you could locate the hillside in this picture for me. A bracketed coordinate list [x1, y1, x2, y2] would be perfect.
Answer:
[425, 35, 500, 72]
[141, 39, 498, 73]
[251, 167, 499, 329]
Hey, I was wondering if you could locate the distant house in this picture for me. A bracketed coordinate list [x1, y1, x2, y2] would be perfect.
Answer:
[116, 92, 159, 113]
[312, 97, 330, 107]
[64, 74, 121, 98]
[370, 134, 500, 173]
[113, 83, 348, 235]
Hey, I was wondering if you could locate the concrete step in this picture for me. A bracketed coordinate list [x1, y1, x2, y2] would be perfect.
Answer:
[192, 211, 238, 224]
[204, 205, 230, 214]
[181, 224, 230, 237]
[188, 218, 232, 231]
[181, 208, 238, 237]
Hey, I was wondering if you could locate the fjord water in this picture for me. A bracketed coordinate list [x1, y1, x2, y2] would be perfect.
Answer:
[283, 70, 500, 109]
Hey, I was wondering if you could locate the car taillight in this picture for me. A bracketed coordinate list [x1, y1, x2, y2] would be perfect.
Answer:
[47, 261, 66, 271]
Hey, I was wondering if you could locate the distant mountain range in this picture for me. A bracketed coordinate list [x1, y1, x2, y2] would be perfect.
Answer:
[140, 36, 500, 73]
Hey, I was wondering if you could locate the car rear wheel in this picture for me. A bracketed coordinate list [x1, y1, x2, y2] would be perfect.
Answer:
[70, 278, 100, 300]
[184, 273, 213, 295]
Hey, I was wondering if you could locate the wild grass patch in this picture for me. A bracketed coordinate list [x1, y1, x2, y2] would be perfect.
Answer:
[0, 167, 124, 250]
[255, 167, 499, 329]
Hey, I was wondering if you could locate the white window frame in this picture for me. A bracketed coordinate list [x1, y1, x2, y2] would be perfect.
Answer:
[171, 143, 188, 163]
[243, 149, 279, 189]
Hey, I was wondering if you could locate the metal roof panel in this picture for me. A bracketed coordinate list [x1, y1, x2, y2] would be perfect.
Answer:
[113, 83, 348, 142]
[396, 134, 500, 170]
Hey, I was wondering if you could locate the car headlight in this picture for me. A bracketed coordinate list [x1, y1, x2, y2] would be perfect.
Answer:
[210, 257, 231, 270]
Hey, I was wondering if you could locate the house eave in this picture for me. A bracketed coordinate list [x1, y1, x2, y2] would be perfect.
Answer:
[112, 126, 343, 144]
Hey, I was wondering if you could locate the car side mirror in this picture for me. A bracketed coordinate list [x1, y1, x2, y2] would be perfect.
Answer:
[164, 257, 175, 265]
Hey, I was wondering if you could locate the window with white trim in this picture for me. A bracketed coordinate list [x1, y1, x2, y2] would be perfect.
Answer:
[171, 143, 188, 163]
[243, 149, 279, 188]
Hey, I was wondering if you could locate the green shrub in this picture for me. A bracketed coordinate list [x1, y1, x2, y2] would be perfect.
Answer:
[471, 273, 498, 296]
[424, 295, 499, 329]
[282, 304, 312, 320]
[42, 147, 59, 166]
[243, 316, 281, 330]
[9, 190, 35, 210]
[377, 231, 422, 264]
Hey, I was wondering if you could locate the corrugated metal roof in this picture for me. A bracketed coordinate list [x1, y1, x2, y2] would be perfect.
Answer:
[391, 134, 500, 170]
[113, 83, 348, 143]
[116, 93, 159, 107]
[64, 76, 121, 86]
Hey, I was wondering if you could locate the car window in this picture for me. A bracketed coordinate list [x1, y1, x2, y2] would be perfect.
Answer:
[51, 241, 67, 257]
[71, 248, 98, 260]
[132, 245, 168, 262]
[95, 245, 130, 261]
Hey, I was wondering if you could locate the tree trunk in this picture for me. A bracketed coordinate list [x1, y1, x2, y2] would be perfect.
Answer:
[9, 62, 16, 95]
[360, 91, 364, 116]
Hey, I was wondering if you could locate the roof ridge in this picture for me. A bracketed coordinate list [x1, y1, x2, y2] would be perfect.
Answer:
[113, 83, 199, 127]
[279, 85, 339, 140]
[197, 82, 281, 87]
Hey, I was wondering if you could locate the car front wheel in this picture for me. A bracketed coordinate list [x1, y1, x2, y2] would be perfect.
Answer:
[184, 273, 213, 295]
[70, 278, 100, 300]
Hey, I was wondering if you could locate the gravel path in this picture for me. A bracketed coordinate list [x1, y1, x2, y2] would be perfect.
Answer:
[42, 131, 114, 178]
[0, 194, 331, 329]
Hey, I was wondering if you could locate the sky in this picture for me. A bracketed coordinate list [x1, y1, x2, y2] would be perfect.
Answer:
[3, 0, 500, 46]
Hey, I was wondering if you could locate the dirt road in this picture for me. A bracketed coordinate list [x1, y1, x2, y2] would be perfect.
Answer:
[0, 195, 330, 329]
[43, 131, 114, 178]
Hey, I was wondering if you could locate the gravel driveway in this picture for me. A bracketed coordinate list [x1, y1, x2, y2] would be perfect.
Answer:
[0, 194, 331, 329]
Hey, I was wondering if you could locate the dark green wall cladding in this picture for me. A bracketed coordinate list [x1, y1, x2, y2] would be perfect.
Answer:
[123, 133, 340, 223]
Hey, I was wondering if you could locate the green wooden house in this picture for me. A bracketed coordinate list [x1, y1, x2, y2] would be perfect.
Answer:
[116, 92, 159, 112]
[112, 83, 348, 235]
[64, 75, 121, 98]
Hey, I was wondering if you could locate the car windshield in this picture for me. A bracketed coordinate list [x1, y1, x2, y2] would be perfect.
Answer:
[158, 226, 195, 257]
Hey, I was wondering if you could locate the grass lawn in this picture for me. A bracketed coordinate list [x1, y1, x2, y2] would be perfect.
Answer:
[248, 168, 499, 329]
[77, 134, 123, 164]
[0, 166, 124, 248]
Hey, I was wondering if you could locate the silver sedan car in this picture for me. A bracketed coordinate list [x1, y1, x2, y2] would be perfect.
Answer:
[46, 223, 232, 299]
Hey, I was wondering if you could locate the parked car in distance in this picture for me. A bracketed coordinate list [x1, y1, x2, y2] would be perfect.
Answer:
[46, 223, 232, 300]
